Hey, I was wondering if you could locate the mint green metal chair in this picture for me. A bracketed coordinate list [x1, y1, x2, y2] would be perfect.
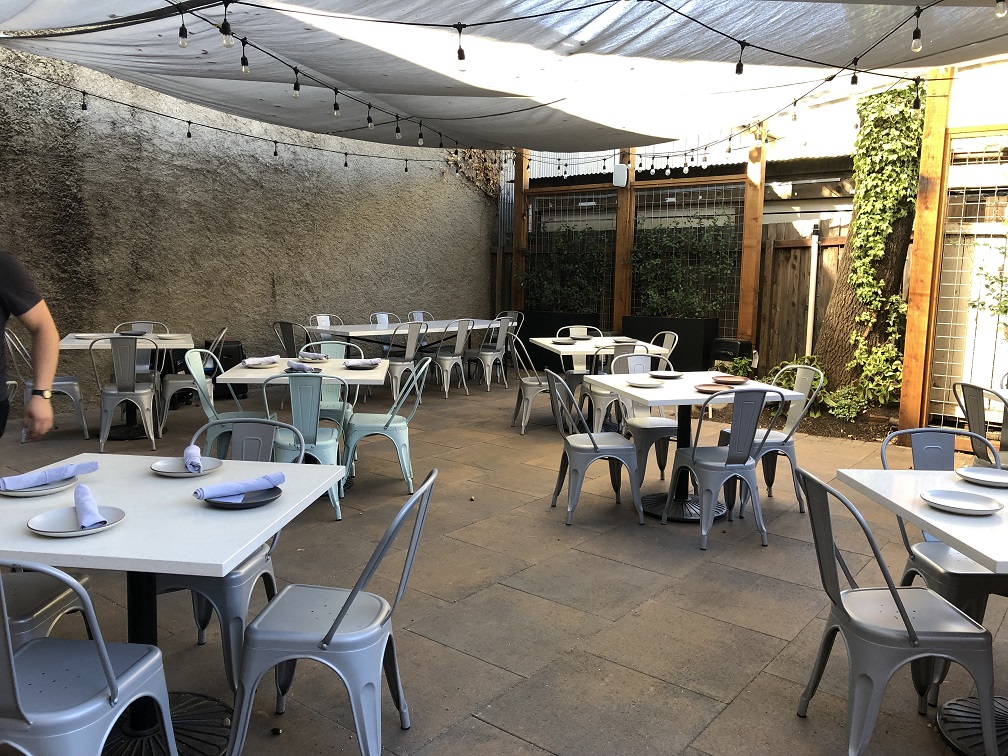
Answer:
[304, 339, 363, 427]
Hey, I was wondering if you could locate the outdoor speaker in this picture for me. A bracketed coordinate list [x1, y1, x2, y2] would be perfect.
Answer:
[612, 162, 628, 188]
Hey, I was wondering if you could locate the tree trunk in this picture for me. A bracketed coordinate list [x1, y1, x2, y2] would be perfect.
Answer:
[813, 207, 915, 387]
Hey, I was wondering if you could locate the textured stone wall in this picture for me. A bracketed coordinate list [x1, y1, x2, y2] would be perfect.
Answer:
[0, 49, 496, 365]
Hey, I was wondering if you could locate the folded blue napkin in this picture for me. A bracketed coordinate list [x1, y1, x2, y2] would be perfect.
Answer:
[242, 355, 280, 367]
[286, 360, 320, 373]
[344, 358, 382, 368]
[183, 445, 202, 473]
[297, 350, 327, 361]
[0, 461, 99, 491]
[193, 472, 285, 503]
[74, 484, 107, 529]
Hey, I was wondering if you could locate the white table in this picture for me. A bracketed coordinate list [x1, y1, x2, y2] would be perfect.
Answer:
[837, 467, 1008, 755]
[0, 452, 343, 754]
[215, 358, 390, 386]
[59, 332, 195, 350]
[584, 371, 802, 522]
[307, 319, 494, 347]
[530, 335, 669, 363]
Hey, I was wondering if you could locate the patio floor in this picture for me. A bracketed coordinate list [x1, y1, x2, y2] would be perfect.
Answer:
[0, 380, 986, 756]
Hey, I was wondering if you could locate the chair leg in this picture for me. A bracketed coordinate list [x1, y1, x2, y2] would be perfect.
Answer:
[345, 659, 385, 756]
[229, 666, 268, 756]
[846, 664, 893, 756]
[964, 649, 1000, 756]
[608, 458, 623, 505]
[624, 457, 645, 524]
[565, 461, 586, 526]
[511, 388, 523, 428]
[274, 659, 298, 715]
[698, 486, 717, 550]
[551, 453, 569, 510]
[395, 435, 414, 494]
[382, 634, 411, 729]
[192, 593, 214, 645]
[457, 361, 469, 396]
[67, 389, 89, 439]
[797, 625, 839, 717]
[655, 438, 669, 480]
[761, 450, 779, 497]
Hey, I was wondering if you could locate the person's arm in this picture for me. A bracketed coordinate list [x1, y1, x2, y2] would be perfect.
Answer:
[17, 299, 59, 440]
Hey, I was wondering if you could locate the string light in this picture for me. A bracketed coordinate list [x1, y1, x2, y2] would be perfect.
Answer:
[438, 133, 444, 149]
[186, 120, 192, 138]
[562, 162, 568, 179]
[344, 152, 348, 168]
[792, 100, 798, 121]
[292, 67, 300, 98]
[366, 104, 374, 128]
[80, 91, 87, 111]
[664, 156, 671, 176]
[682, 155, 689, 175]
[701, 151, 709, 168]
[454, 141, 459, 157]
[219, 1, 234, 48]
[273, 140, 278, 157]
[649, 157, 656, 175]
[735, 40, 747, 75]
[454, 23, 466, 61]
[177, 9, 188, 48]
[998, 0, 1008, 18]
[911, 6, 923, 53]
[637, 154, 643, 169]
[240, 38, 249, 74]
[726, 135, 732, 154]
[395, 114, 401, 139]
[850, 57, 859, 86]
[913, 76, 922, 110]
[405, 159, 409, 173]
[332, 88, 340, 117]
[602, 156, 607, 170]
[417, 121, 424, 146]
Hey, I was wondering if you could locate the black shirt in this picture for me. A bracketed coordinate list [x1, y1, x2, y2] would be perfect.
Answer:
[0, 251, 43, 403]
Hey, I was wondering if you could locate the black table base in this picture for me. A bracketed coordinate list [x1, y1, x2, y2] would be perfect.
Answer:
[103, 692, 231, 756]
[641, 492, 728, 523]
[936, 695, 1008, 755]
[107, 424, 152, 441]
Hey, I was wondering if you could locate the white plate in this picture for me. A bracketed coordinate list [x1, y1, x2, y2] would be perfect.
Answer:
[0, 477, 78, 498]
[150, 457, 224, 478]
[27, 506, 126, 537]
[650, 371, 683, 379]
[920, 489, 1004, 516]
[243, 361, 279, 369]
[956, 467, 1008, 488]
[627, 378, 663, 389]
[73, 333, 106, 340]
[295, 356, 329, 364]
[156, 334, 187, 340]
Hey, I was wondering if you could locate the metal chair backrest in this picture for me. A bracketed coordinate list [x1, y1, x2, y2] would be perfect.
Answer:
[610, 352, 672, 375]
[382, 357, 431, 428]
[436, 319, 474, 359]
[557, 325, 602, 339]
[308, 314, 343, 327]
[481, 317, 512, 352]
[651, 330, 679, 355]
[311, 339, 363, 361]
[191, 417, 305, 463]
[544, 369, 595, 445]
[797, 469, 922, 646]
[770, 363, 825, 438]
[692, 388, 785, 465]
[114, 321, 168, 334]
[389, 321, 427, 361]
[184, 349, 244, 417]
[319, 469, 438, 648]
[3, 329, 30, 384]
[496, 310, 524, 335]
[509, 334, 543, 385]
[954, 382, 1008, 459]
[0, 561, 119, 719]
[91, 336, 158, 392]
[407, 310, 434, 322]
[273, 321, 310, 359]
[370, 312, 401, 325]
[262, 373, 348, 447]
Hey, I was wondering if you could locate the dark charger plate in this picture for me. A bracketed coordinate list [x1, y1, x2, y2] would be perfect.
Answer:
[205, 487, 282, 510]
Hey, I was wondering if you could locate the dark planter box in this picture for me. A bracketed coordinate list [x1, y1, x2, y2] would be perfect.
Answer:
[523, 310, 601, 372]
[620, 316, 719, 372]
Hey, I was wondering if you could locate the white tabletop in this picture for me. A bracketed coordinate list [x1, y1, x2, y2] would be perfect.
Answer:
[59, 333, 195, 350]
[215, 358, 390, 385]
[0, 453, 343, 577]
[530, 336, 668, 358]
[584, 370, 803, 408]
[837, 468, 1008, 573]
[308, 319, 494, 339]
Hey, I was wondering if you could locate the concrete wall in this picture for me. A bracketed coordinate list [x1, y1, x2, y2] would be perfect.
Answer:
[0, 49, 496, 364]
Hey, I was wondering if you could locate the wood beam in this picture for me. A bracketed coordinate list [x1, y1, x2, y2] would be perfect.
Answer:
[613, 148, 635, 333]
[511, 148, 529, 311]
[738, 137, 767, 342]
[899, 68, 954, 431]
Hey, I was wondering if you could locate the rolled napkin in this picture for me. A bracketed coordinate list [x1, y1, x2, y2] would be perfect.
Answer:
[241, 355, 280, 367]
[286, 360, 321, 373]
[0, 461, 99, 491]
[343, 358, 382, 368]
[74, 484, 107, 529]
[193, 471, 285, 503]
[297, 350, 327, 361]
[183, 445, 203, 473]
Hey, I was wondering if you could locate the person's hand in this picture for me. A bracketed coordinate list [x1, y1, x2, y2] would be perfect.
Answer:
[23, 395, 54, 441]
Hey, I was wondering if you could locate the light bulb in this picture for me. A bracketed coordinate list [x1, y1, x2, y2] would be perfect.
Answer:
[998, 0, 1007, 18]
[178, 22, 188, 48]
[333, 92, 340, 117]
[220, 1, 234, 49]
[911, 27, 922, 53]
[292, 81, 300, 98]
[664, 166, 671, 176]
[649, 166, 656, 175]
[455, 23, 466, 61]
[417, 123, 424, 146]
[367, 106, 374, 129]
[240, 55, 249, 74]
[682, 164, 689, 175]
[344, 153, 348, 168]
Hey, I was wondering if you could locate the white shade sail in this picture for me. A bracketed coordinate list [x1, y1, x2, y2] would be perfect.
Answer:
[1, 1, 1005, 151]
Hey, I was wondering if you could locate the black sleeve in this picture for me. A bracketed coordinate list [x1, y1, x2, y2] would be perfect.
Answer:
[0, 252, 43, 318]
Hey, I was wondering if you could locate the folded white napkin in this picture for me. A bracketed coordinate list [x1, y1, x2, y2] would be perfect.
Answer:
[183, 445, 202, 473]
[241, 355, 280, 367]
[0, 461, 99, 491]
[343, 358, 382, 368]
[286, 360, 320, 373]
[316, 315, 330, 328]
[74, 484, 107, 529]
[376, 313, 389, 328]
[297, 350, 327, 361]
[193, 471, 286, 503]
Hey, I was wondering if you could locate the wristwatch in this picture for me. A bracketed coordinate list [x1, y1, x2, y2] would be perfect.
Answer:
[31, 389, 52, 399]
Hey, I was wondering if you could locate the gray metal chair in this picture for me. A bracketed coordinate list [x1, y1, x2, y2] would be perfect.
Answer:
[466, 316, 512, 391]
[90, 336, 159, 452]
[794, 470, 998, 756]
[0, 561, 178, 756]
[553, 324, 603, 402]
[545, 369, 644, 526]
[881, 427, 1008, 709]
[226, 469, 438, 756]
[618, 352, 679, 481]
[1, 570, 92, 651]
[387, 320, 428, 400]
[114, 320, 168, 386]
[4, 329, 89, 439]
[159, 326, 228, 434]
[717, 362, 824, 512]
[432, 319, 473, 398]
[953, 382, 1008, 467]
[509, 334, 548, 434]
[664, 388, 785, 549]
[584, 344, 655, 432]
[155, 417, 305, 693]
[650, 330, 679, 356]
[272, 320, 311, 358]
[307, 339, 364, 427]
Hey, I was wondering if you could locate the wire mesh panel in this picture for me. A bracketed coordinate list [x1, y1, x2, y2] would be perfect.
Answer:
[928, 134, 1008, 424]
[632, 183, 745, 337]
[525, 191, 617, 329]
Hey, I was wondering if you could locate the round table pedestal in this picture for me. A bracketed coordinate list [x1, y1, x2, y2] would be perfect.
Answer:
[936, 695, 1008, 755]
[103, 692, 231, 756]
[640, 492, 727, 523]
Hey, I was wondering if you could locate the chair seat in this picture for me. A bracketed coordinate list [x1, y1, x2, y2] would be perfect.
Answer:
[102, 381, 154, 396]
[247, 584, 390, 649]
[625, 415, 678, 432]
[275, 427, 340, 450]
[675, 446, 753, 471]
[841, 586, 990, 644]
[718, 427, 792, 446]
[347, 413, 409, 432]
[566, 432, 635, 454]
[910, 541, 1004, 580]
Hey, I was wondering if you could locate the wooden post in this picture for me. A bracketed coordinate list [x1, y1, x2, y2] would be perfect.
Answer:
[612, 147, 635, 333]
[738, 134, 767, 342]
[511, 148, 529, 311]
[899, 68, 954, 431]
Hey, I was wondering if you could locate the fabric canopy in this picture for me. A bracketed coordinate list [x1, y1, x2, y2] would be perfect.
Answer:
[1, 1, 1005, 151]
